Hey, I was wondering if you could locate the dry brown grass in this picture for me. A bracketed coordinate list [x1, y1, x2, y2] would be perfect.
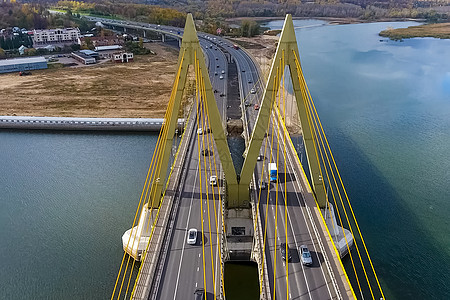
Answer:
[380, 23, 450, 40]
[0, 43, 180, 118]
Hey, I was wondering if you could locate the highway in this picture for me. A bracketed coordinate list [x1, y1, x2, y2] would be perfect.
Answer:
[89, 17, 351, 299]
[152, 37, 229, 300]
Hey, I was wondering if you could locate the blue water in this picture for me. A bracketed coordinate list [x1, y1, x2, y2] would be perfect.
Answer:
[265, 19, 450, 299]
[0, 130, 156, 299]
[1, 20, 450, 299]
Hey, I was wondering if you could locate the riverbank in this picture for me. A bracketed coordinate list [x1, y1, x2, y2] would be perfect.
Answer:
[0, 43, 179, 118]
[379, 22, 450, 40]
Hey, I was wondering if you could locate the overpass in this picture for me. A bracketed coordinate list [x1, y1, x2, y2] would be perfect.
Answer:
[106, 14, 385, 300]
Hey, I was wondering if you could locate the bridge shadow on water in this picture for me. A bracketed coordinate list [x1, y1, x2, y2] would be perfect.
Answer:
[323, 128, 450, 299]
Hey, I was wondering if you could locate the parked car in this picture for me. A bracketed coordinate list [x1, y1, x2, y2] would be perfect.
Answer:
[219, 75, 224, 80]
[187, 228, 197, 245]
[254, 104, 259, 110]
[280, 243, 292, 262]
[197, 128, 203, 135]
[19, 71, 31, 76]
[250, 88, 256, 94]
[300, 245, 313, 266]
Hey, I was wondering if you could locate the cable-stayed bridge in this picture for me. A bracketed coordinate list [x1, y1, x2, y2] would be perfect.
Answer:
[99, 14, 385, 300]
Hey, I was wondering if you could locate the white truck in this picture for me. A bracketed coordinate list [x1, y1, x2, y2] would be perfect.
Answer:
[268, 163, 277, 182]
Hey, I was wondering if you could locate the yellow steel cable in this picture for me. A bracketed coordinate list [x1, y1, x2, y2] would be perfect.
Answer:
[129, 105, 193, 298]
[122, 48, 187, 298]
[292, 50, 383, 299]
[281, 50, 289, 300]
[301, 60, 385, 299]
[256, 105, 274, 295]
[272, 61, 283, 299]
[122, 49, 186, 299]
[194, 52, 208, 294]
[298, 68, 364, 297]
[199, 68, 217, 298]
[111, 127, 160, 299]
[203, 72, 227, 298]
[202, 68, 226, 298]
[201, 64, 227, 298]
[112, 48, 183, 298]
[290, 53, 357, 298]
[270, 72, 357, 300]
[291, 54, 370, 299]
[130, 48, 193, 298]
[124, 259, 136, 298]
[297, 60, 369, 299]
[267, 118, 277, 300]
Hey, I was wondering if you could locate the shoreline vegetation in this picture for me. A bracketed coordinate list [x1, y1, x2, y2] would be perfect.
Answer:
[379, 22, 450, 40]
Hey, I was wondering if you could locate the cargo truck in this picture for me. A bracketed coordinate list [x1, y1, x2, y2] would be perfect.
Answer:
[269, 163, 277, 182]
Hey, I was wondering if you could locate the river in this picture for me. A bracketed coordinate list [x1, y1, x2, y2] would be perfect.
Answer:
[1, 20, 450, 299]
[264, 19, 450, 299]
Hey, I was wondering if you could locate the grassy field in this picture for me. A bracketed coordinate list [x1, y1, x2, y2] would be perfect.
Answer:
[0, 43, 182, 118]
[380, 23, 450, 40]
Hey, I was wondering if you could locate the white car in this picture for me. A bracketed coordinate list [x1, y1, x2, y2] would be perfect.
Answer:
[250, 88, 256, 94]
[197, 128, 203, 135]
[300, 245, 313, 266]
[210, 175, 217, 186]
[221, 70, 225, 74]
[219, 75, 224, 79]
[187, 228, 197, 245]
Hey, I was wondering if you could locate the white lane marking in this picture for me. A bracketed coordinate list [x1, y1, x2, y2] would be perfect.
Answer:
[268, 135, 313, 300]
[276, 122, 336, 299]
[173, 159, 200, 299]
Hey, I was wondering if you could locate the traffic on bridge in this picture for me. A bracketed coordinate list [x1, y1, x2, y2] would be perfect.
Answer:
[105, 13, 385, 300]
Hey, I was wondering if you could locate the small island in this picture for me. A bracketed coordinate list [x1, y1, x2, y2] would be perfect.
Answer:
[380, 23, 450, 40]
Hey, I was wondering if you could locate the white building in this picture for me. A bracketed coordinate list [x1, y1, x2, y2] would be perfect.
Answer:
[113, 52, 133, 63]
[33, 28, 80, 47]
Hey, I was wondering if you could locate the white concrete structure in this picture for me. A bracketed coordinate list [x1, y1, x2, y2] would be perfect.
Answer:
[113, 52, 133, 63]
[0, 116, 185, 131]
[33, 28, 80, 47]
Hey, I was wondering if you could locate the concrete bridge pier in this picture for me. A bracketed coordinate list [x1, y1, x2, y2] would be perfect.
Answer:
[143, 30, 146, 38]
[161, 33, 165, 43]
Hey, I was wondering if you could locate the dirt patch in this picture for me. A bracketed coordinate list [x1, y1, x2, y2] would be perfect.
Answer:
[0, 43, 180, 118]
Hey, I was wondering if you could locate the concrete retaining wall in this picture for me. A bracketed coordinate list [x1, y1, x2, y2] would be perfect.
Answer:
[0, 116, 184, 132]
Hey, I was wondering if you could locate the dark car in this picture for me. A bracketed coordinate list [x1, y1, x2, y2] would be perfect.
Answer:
[19, 71, 31, 76]
[280, 243, 292, 262]
[202, 149, 213, 156]
[194, 288, 205, 300]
